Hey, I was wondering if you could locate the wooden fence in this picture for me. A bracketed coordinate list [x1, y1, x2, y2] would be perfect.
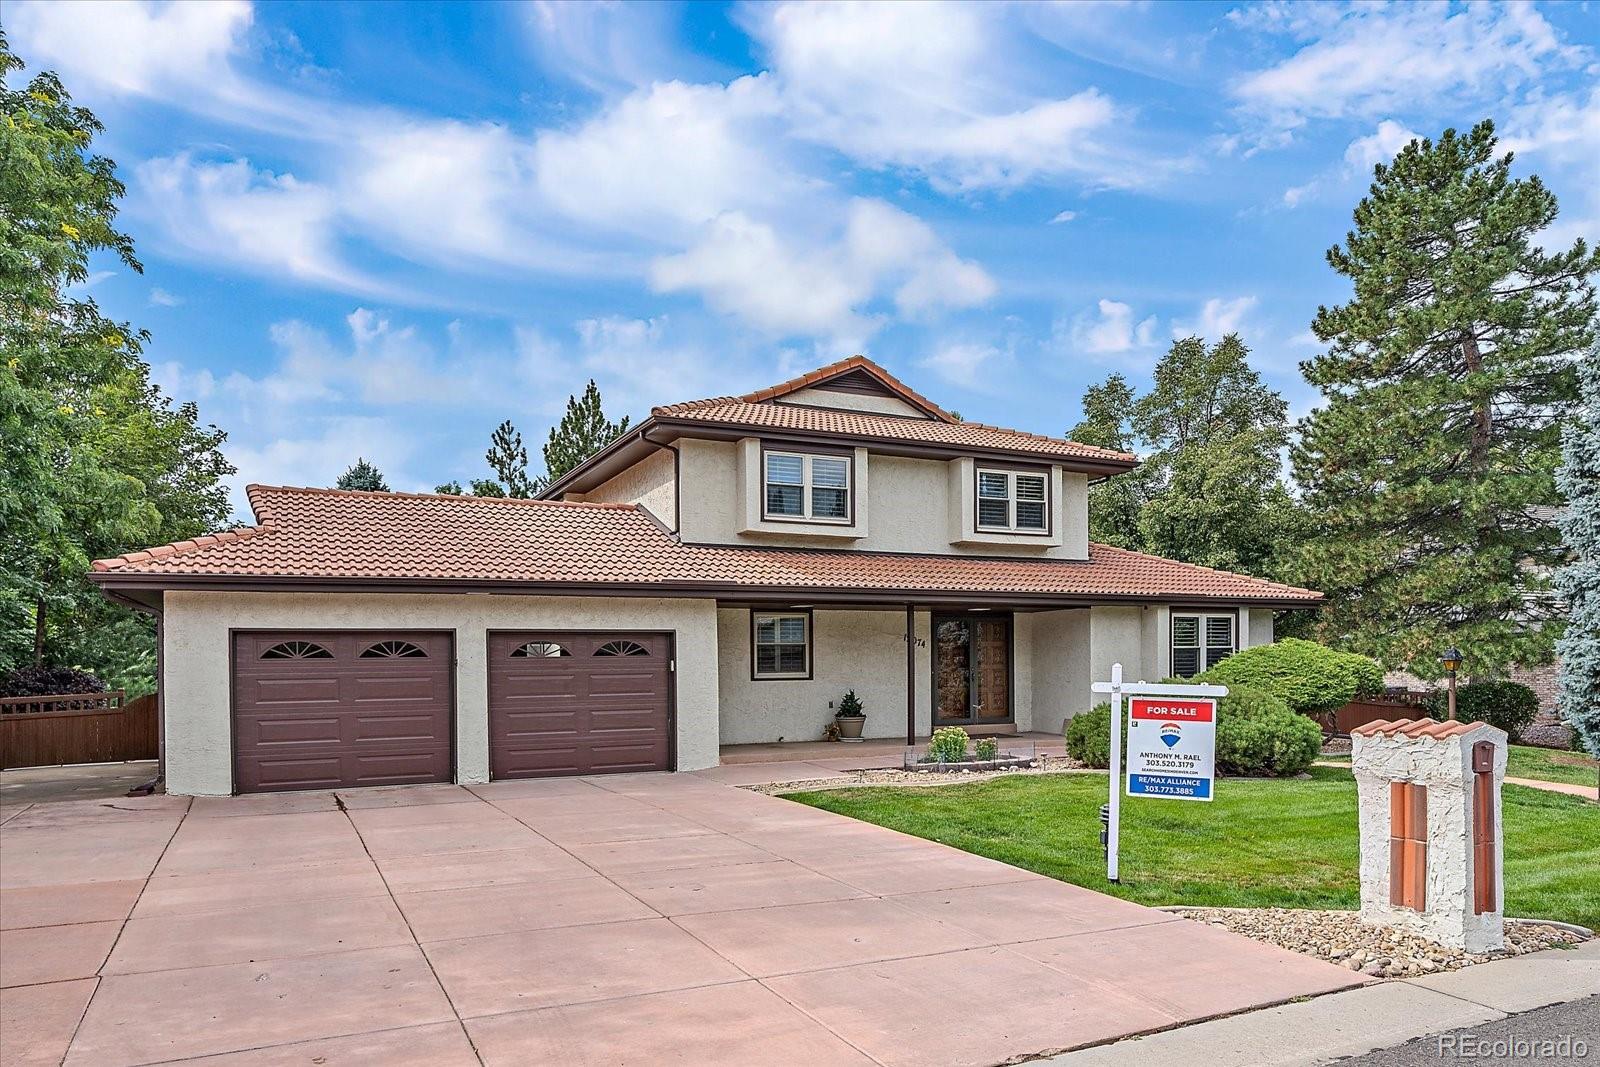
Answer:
[0, 691, 158, 769]
[1313, 696, 1428, 737]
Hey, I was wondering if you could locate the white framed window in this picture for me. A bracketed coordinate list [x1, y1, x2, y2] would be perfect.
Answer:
[1172, 613, 1236, 677]
[753, 612, 811, 679]
[975, 468, 1049, 532]
[763, 450, 851, 523]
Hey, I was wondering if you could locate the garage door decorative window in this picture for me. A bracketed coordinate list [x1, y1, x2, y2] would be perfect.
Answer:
[260, 640, 333, 660]
[595, 639, 650, 657]
[359, 640, 428, 658]
[511, 641, 571, 658]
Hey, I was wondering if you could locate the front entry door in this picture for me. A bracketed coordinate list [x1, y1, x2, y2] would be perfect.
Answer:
[933, 615, 1013, 726]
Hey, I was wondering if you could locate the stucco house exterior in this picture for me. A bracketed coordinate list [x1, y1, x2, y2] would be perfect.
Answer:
[91, 357, 1322, 796]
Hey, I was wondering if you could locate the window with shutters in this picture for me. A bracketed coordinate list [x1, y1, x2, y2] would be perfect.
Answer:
[762, 450, 852, 523]
[752, 612, 811, 679]
[1171, 613, 1236, 677]
[974, 468, 1049, 533]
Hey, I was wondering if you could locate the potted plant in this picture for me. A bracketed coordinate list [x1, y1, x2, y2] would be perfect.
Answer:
[835, 690, 866, 741]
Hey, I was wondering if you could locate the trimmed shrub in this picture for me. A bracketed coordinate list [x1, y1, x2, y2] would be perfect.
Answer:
[1423, 681, 1539, 741]
[1213, 687, 1323, 777]
[926, 726, 969, 764]
[0, 666, 107, 698]
[1065, 688, 1321, 777]
[1197, 638, 1383, 715]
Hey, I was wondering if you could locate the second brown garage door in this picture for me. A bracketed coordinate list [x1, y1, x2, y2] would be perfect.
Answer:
[488, 631, 672, 778]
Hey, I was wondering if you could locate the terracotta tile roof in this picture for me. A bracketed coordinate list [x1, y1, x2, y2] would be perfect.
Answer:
[736, 355, 959, 422]
[654, 398, 1135, 466]
[91, 486, 1321, 604]
[1351, 718, 1496, 740]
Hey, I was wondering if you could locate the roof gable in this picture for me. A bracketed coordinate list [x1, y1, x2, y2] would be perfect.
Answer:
[738, 356, 957, 421]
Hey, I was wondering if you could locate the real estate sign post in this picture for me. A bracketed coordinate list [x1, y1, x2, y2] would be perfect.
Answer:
[1092, 666, 1227, 883]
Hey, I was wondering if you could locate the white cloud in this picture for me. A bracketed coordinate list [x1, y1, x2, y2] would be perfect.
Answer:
[650, 198, 993, 340]
[1049, 210, 1078, 225]
[919, 342, 1001, 389]
[1281, 181, 1318, 209]
[148, 287, 183, 307]
[1173, 296, 1258, 340]
[9, 0, 251, 97]
[747, 0, 1169, 192]
[1233, 3, 1581, 133]
[134, 154, 388, 297]
[521, 0, 688, 95]
[1070, 299, 1159, 355]
[1344, 120, 1423, 172]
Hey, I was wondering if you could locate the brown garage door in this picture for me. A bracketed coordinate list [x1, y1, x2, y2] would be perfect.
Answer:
[232, 631, 453, 793]
[488, 631, 672, 779]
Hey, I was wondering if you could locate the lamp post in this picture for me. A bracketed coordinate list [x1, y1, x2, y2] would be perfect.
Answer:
[1439, 646, 1464, 721]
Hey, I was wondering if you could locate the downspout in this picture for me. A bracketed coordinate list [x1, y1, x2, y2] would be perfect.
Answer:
[104, 589, 164, 796]
[638, 426, 681, 536]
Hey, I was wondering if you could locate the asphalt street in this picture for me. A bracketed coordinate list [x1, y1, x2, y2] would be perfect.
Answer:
[1337, 995, 1600, 1066]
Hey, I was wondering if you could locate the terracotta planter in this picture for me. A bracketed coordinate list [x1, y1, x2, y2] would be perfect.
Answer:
[836, 714, 866, 740]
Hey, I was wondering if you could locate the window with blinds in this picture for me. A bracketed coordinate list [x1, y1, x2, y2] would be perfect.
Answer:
[1172, 613, 1236, 677]
[753, 612, 811, 678]
[763, 451, 851, 523]
[975, 468, 1048, 533]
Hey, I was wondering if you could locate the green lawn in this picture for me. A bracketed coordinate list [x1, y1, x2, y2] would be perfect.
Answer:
[783, 768, 1600, 930]
[1319, 744, 1599, 789]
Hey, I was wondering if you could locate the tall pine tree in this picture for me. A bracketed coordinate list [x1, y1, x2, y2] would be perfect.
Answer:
[484, 421, 533, 499]
[539, 380, 630, 488]
[1294, 120, 1597, 676]
[1555, 339, 1599, 757]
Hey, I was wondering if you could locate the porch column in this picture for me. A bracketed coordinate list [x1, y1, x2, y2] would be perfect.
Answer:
[906, 604, 916, 745]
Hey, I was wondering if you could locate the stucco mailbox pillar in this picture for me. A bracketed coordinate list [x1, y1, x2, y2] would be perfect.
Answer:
[1350, 718, 1507, 953]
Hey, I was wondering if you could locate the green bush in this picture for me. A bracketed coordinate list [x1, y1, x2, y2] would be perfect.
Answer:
[1064, 703, 1124, 768]
[1423, 681, 1539, 741]
[926, 726, 969, 763]
[1064, 689, 1321, 777]
[974, 737, 1000, 761]
[1197, 638, 1383, 714]
[1213, 687, 1323, 777]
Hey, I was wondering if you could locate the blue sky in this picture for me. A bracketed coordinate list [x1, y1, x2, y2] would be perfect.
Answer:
[12, 1, 1598, 515]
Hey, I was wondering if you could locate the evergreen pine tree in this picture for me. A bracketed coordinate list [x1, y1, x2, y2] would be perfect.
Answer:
[539, 380, 631, 489]
[485, 420, 532, 499]
[1294, 120, 1598, 676]
[1555, 339, 1600, 758]
[335, 458, 388, 492]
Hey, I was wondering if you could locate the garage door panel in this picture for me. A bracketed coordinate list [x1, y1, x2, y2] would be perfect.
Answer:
[488, 631, 671, 780]
[232, 631, 453, 794]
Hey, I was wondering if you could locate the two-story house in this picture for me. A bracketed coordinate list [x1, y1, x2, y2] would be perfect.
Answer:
[91, 357, 1321, 796]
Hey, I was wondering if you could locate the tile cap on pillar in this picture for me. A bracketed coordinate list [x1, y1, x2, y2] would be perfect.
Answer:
[1350, 718, 1499, 741]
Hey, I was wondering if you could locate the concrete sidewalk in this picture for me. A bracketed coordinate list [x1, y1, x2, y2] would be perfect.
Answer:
[1046, 938, 1600, 1066]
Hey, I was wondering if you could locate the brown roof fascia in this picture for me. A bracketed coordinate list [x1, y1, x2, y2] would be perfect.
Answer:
[738, 355, 959, 422]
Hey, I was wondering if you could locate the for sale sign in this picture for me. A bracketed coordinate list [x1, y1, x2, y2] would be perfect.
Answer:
[1126, 697, 1216, 801]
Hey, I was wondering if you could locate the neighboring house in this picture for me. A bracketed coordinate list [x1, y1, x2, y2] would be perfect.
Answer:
[90, 357, 1321, 796]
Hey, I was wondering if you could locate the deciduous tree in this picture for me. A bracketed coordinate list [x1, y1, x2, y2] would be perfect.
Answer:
[1293, 120, 1597, 676]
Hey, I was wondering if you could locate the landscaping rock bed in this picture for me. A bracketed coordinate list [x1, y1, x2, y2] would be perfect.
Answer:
[1172, 906, 1589, 979]
[907, 755, 1035, 773]
[750, 754, 1091, 795]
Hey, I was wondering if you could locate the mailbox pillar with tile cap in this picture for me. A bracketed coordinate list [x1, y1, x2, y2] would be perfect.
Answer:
[1350, 718, 1507, 952]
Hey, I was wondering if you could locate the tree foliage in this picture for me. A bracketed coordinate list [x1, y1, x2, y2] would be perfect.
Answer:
[1197, 638, 1384, 715]
[540, 379, 631, 488]
[0, 33, 233, 690]
[335, 457, 389, 492]
[1070, 335, 1302, 578]
[1293, 120, 1597, 677]
[484, 420, 533, 498]
[1555, 339, 1600, 757]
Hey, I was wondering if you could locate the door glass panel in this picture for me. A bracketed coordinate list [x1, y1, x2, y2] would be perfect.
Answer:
[934, 619, 971, 722]
[973, 619, 1011, 720]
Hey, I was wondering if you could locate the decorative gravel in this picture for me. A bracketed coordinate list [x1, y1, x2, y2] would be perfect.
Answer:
[1320, 737, 1353, 756]
[749, 754, 1092, 794]
[1174, 907, 1588, 978]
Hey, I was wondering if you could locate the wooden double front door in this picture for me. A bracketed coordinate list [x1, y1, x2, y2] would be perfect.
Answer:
[933, 614, 1013, 726]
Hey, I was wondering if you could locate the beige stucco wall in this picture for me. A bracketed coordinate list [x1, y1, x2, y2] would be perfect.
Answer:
[161, 590, 720, 797]
[1030, 608, 1092, 733]
[782, 386, 931, 418]
[717, 608, 933, 744]
[577, 446, 676, 529]
[679, 437, 1089, 558]
[1248, 608, 1275, 648]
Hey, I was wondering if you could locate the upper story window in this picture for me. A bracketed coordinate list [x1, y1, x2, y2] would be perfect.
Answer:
[975, 468, 1048, 533]
[764, 450, 851, 524]
[1172, 613, 1236, 677]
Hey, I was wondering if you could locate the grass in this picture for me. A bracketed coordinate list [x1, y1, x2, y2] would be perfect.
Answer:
[1318, 744, 1599, 789]
[783, 767, 1600, 930]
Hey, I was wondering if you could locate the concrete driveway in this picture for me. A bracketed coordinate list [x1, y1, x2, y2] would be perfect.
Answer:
[1, 775, 1361, 1067]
